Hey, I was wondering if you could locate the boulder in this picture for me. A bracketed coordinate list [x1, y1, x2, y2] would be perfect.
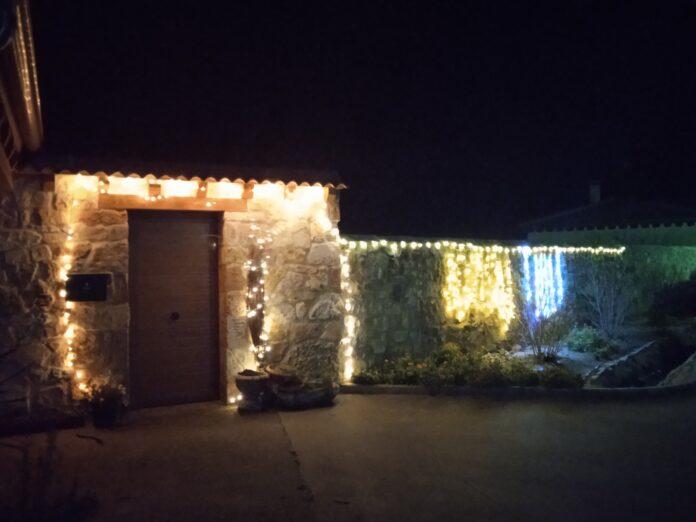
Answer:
[586, 338, 695, 387]
[660, 351, 696, 386]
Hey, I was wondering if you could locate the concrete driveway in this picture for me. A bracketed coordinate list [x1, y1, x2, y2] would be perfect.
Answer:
[2, 394, 696, 521]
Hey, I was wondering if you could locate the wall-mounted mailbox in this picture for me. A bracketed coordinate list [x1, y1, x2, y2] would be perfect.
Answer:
[65, 273, 111, 302]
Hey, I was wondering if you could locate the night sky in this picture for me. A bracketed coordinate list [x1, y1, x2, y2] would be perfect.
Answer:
[30, 1, 696, 238]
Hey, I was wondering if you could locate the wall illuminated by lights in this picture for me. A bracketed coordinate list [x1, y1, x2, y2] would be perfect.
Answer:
[522, 250, 566, 320]
[442, 246, 516, 336]
[340, 237, 625, 381]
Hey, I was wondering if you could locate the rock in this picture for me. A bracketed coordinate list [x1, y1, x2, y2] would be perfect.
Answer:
[75, 224, 128, 242]
[273, 382, 338, 410]
[31, 245, 53, 262]
[88, 241, 128, 271]
[586, 339, 695, 387]
[296, 302, 307, 319]
[281, 339, 339, 385]
[224, 265, 246, 291]
[320, 319, 344, 341]
[290, 322, 325, 344]
[308, 293, 343, 320]
[78, 209, 127, 227]
[307, 243, 340, 266]
[660, 350, 696, 386]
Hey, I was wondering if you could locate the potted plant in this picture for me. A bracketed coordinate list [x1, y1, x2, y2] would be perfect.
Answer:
[235, 369, 270, 412]
[86, 382, 127, 428]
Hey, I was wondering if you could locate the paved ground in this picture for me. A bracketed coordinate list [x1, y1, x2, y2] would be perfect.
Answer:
[1, 404, 313, 522]
[2, 394, 696, 521]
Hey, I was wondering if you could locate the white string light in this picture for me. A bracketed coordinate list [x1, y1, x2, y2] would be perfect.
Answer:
[339, 236, 625, 382]
[340, 237, 625, 256]
[244, 223, 273, 368]
[338, 231, 356, 382]
[60, 175, 90, 394]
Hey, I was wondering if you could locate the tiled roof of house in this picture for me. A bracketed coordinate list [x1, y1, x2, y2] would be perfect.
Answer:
[17, 154, 345, 188]
[521, 200, 696, 232]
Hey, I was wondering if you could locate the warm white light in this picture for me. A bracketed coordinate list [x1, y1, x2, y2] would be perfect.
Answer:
[207, 181, 244, 199]
[253, 182, 285, 200]
[158, 179, 198, 197]
[107, 176, 149, 196]
[64, 325, 75, 339]
[290, 185, 324, 205]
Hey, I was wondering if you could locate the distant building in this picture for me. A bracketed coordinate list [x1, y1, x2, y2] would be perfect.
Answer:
[520, 184, 696, 246]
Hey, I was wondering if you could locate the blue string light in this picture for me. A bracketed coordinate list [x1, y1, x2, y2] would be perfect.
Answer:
[522, 250, 565, 320]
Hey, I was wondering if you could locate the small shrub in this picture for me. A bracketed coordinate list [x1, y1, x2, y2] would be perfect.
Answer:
[445, 314, 504, 353]
[573, 257, 635, 339]
[468, 351, 509, 387]
[351, 369, 382, 385]
[538, 365, 583, 389]
[565, 325, 618, 361]
[505, 357, 540, 387]
[352, 347, 575, 390]
[419, 364, 456, 393]
[515, 306, 572, 362]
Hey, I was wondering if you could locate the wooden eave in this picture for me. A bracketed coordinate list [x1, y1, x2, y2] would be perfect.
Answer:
[0, 0, 43, 192]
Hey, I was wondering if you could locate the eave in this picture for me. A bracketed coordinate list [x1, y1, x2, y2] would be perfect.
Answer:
[0, 0, 43, 192]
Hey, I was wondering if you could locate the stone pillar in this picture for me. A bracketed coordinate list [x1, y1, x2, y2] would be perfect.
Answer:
[220, 211, 261, 399]
[54, 175, 130, 392]
[221, 186, 343, 395]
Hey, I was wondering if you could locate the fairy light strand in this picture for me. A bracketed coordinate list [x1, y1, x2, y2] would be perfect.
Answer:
[338, 232, 356, 382]
[340, 237, 625, 381]
[60, 175, 89, 394]
[244, 224, 273, 367]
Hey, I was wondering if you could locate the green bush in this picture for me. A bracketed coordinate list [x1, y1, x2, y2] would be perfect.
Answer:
[538, 365, 583, 389]
[467, 351, 510, 387]
[565, 325, 618, 361]
[352, 346, 552, 390]
[351, 369, 383, 385]
[515, 307, 572, 362]
[505, 357, 541, 387]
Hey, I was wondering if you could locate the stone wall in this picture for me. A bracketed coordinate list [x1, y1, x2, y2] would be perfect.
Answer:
[221, 188, 342, 396]
[54, 175, 129, 393]
[343, 237, 696, 375]
[346, 244, 444, 371]
[0, 175, 128, 413]
[1, 177, 64, 412]
[3, 176, 342, 412]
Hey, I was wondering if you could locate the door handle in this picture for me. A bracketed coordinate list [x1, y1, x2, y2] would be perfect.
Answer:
[171, 312, 180, 321]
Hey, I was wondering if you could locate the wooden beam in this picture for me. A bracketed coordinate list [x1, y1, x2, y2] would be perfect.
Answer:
[98, 193, 247, 212]
[0, 146, 13, 193]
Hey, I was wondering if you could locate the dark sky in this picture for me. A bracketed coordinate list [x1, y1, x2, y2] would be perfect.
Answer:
[30, 0, 696, 238]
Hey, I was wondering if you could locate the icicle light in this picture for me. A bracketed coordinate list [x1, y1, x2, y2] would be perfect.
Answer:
[522, 249, 566, 319]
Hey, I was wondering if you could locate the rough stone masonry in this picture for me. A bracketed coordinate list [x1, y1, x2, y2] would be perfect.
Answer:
[1, 174, 343, 412]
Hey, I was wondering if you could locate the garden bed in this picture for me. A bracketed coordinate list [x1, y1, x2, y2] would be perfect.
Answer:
[341, 380, 696, 399]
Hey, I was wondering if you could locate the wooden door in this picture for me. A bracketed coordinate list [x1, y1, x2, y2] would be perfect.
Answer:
[129, 211, 220, 408]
